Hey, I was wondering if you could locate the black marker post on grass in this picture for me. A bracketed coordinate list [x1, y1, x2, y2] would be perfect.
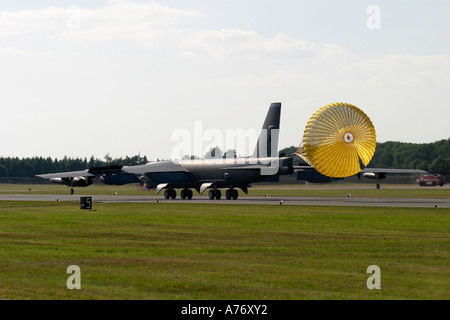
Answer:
[80, 197, 92, 210]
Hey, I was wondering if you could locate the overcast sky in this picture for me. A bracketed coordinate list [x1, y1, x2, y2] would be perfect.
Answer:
[1, 0, 449, 160]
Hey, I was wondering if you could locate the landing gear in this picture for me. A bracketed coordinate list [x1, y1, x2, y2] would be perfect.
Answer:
[180, 189, 193, 200]
[206, 187, 239, 200]
[225, 188, 238, 200]
[164, 189, 177, 199]
[376, 183, 380, 189]
[70, 188, 74, 195]
[209, 190, 221, 200]
[163, 188, 193, 200]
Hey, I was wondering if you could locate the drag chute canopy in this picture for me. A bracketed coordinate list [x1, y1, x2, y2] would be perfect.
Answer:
[297, 102, 376, 178]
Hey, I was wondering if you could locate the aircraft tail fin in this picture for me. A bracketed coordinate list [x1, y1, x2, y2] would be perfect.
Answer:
[252, 102, 281, 158]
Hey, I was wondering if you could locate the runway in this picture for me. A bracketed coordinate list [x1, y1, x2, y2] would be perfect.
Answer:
[0, 193, 448, 208]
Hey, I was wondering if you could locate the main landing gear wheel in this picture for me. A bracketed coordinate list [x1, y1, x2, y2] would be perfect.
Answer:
[208, 190, 221, 200]
[164, 189, 176, 199]
[180, 189, 193, 200]
[70, 188, 74, 195]
[225, 189, 238, 200]
[376, 183, 380, 189]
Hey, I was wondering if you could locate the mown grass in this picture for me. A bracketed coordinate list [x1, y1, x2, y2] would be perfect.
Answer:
[0, 201, 448, 300]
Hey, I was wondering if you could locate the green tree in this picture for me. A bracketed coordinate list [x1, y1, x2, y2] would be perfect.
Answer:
[416, 160, 430, 172]
[0, 164, 7, 176]
[429, 156, 448, 175]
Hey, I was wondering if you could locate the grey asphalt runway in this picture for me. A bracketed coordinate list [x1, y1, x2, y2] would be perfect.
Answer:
[0, 193, 448, 208]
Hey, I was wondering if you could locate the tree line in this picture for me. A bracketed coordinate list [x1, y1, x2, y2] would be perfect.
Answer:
[0, 154, 148, 178]
[0, 139, 448, 178]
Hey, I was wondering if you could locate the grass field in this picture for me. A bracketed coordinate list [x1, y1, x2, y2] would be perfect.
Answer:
[0, 200, 449, 300]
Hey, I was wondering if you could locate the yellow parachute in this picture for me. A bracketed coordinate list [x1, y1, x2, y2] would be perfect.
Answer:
[296, 102, 376, 178]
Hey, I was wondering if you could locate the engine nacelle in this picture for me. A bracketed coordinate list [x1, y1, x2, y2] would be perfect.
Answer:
[50, 178, 66, 185]
[363, 172, 386, 180]
[100, 175, 116, 185]
[50, 176, 93, 187]
[71, 176, 94, 187]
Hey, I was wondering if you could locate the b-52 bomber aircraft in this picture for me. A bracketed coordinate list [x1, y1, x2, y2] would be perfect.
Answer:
[37, 102, 293, 199]
[37, 102, 428, 198]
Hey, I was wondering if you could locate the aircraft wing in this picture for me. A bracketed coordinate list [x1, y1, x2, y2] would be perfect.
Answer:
[293, 165, 429, 183]
[36, 170, 94, 179]
[358, 168, 429, 182]
[36, 165, 142, 185]
[360, 168, 429, 174]
[293, 165, 343, 183]
[293, 166, 429, 175]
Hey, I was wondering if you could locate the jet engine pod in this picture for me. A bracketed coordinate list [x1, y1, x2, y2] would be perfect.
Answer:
[298, 102, 376, 178]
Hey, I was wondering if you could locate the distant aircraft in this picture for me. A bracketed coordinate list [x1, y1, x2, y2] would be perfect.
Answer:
[37, 102, 427, 197]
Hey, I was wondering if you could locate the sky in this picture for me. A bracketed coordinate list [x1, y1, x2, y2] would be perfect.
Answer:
[0, 0, 449, 161]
